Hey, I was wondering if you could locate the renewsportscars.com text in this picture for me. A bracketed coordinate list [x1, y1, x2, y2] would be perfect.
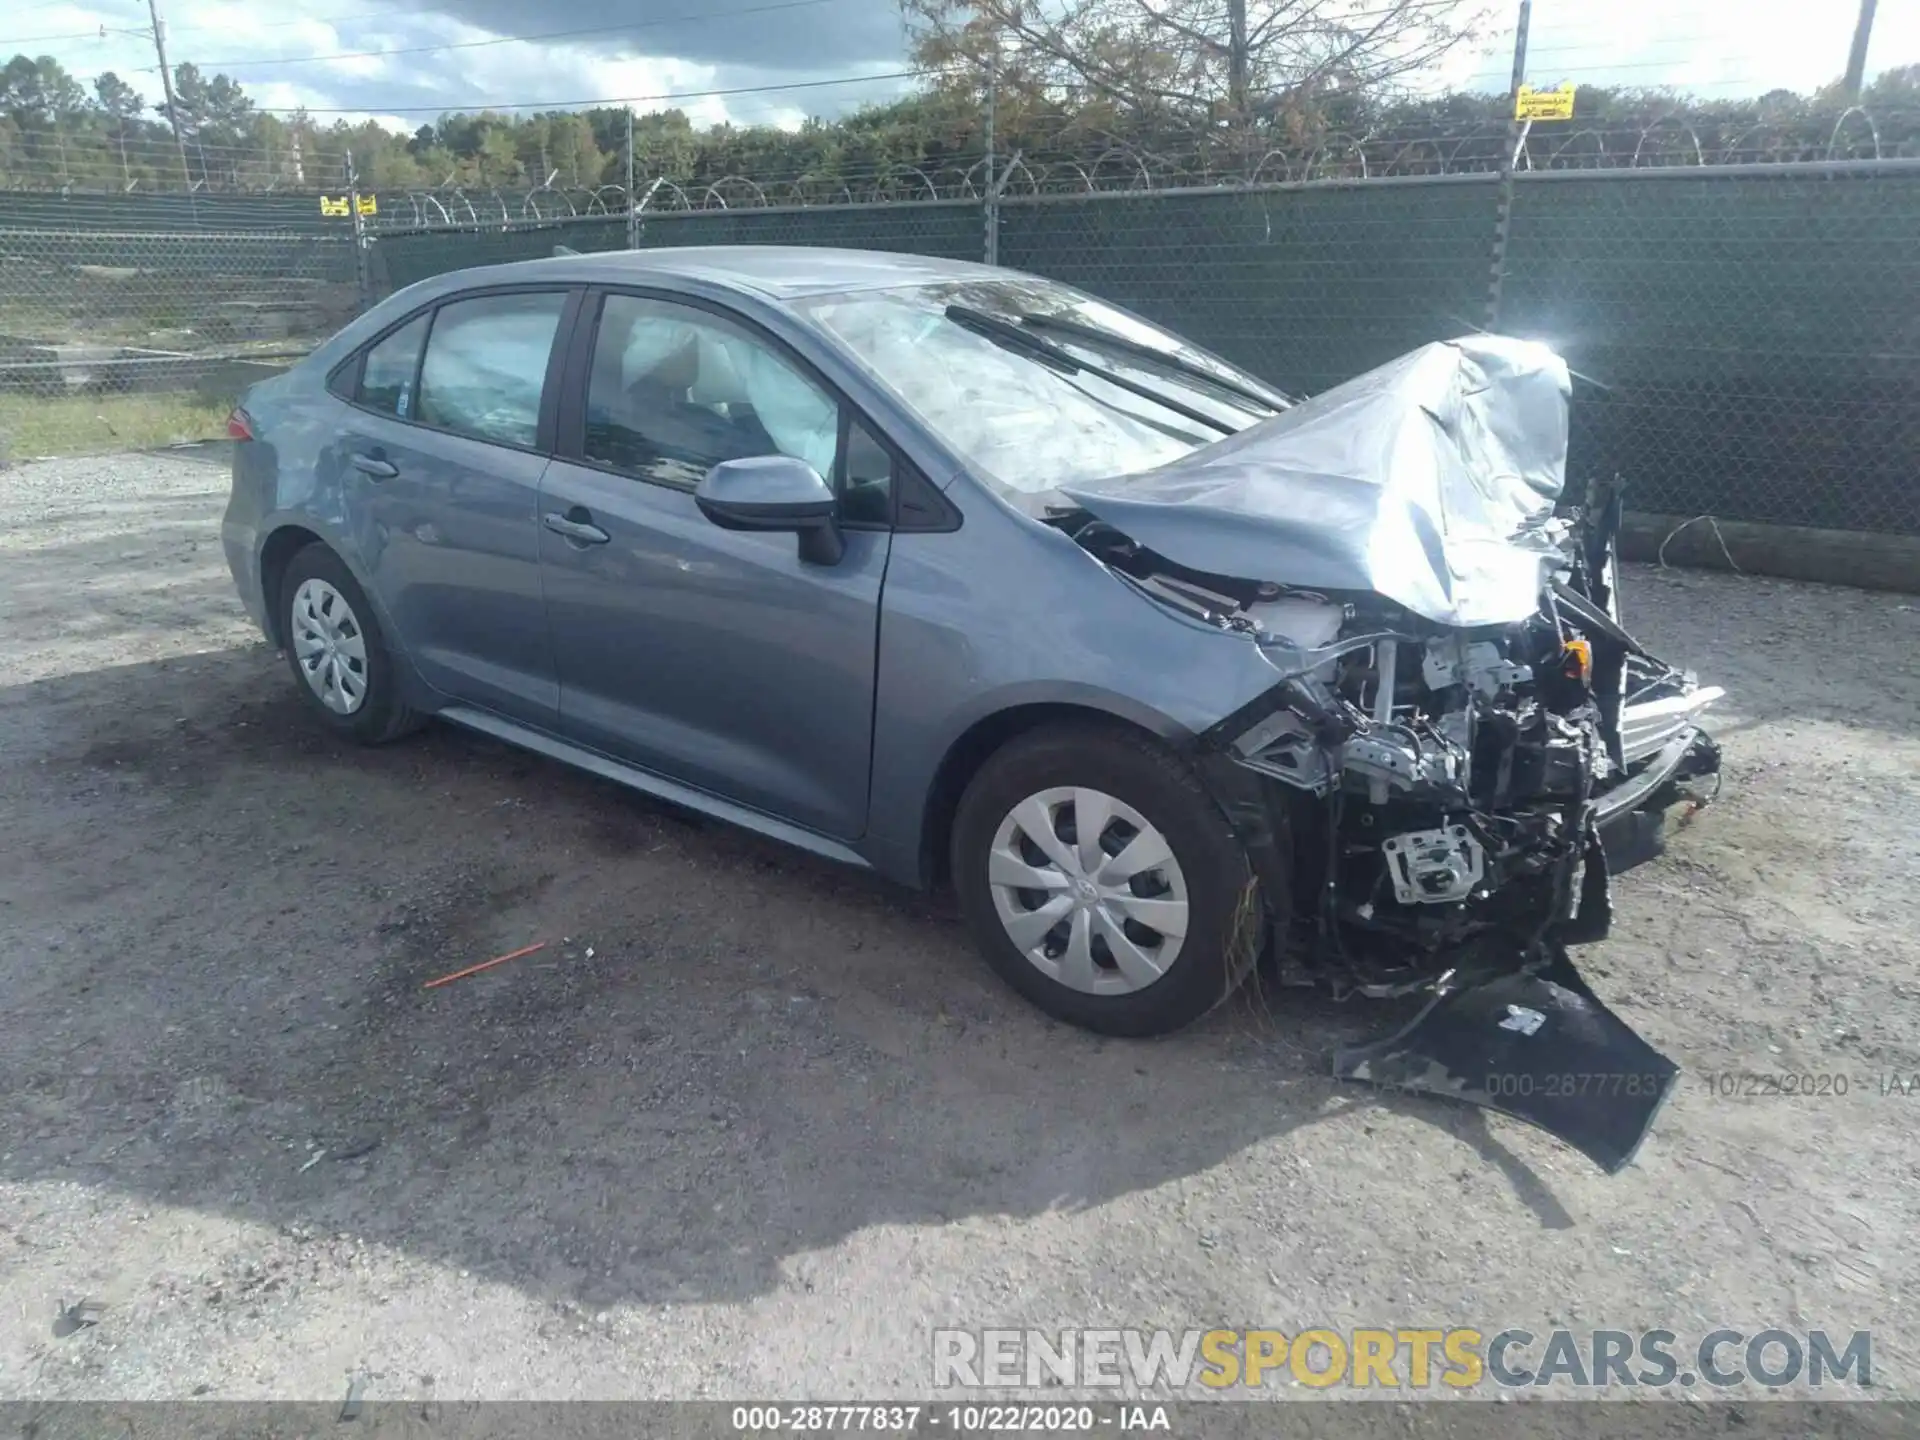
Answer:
[932, 1327, 1871, 1391]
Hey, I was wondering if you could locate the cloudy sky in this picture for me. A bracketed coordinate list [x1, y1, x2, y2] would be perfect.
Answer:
[4, 0, 1915, 132]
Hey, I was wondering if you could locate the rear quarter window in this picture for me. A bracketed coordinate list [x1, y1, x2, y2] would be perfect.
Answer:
[355, 314, 429, 419]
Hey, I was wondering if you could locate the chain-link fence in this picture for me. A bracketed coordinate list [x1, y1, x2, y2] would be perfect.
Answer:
[0, 226, 358, 460]
[2, 154, 1916, 541]
[357, 158, 1920, 537]
[996, 165, 1919, 535]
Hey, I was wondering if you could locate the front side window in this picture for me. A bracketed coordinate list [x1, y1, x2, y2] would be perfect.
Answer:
[796, 277, 1287, 495]
[356, 313, 428, 419]
[415, 291, 568, 447]
[584, 293, 840, 491]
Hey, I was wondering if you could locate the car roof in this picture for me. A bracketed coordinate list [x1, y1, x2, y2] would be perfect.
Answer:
[443, 245, 1009, 301]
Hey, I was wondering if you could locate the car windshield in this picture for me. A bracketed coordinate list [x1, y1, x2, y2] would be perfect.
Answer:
[794, 277, 1288, 494]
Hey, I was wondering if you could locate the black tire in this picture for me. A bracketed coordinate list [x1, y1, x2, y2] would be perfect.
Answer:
[277, 543, 423, 745]
[951, 722, 1264, 1037]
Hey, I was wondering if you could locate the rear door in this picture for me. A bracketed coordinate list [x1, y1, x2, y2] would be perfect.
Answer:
[328, 287, 578, 725]
[535, 289, 896, 841]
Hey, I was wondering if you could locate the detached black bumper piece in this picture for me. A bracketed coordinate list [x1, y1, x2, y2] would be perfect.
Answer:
[1332, 949, 1679, 1174]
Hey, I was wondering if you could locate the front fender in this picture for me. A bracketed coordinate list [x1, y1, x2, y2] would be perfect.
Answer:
[861, 519, 1291, 889]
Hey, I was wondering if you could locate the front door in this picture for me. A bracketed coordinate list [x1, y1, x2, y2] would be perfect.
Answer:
[536, 291, 894, 841]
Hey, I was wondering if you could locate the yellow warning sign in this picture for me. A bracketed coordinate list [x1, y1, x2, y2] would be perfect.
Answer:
[319, 194, 350, 217]
[356, 193, 378, 216]
[1515, 84, 1576, 121]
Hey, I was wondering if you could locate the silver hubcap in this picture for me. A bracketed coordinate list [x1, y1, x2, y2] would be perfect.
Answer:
[290, 578, 369, 716]
[987, 786, 1190, 995]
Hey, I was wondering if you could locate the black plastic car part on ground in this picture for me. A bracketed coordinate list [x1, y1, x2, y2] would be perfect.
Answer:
[1330, 947, 1682, 1175]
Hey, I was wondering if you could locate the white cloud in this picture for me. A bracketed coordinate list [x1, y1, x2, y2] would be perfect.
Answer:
[6, 0, 1916, 128]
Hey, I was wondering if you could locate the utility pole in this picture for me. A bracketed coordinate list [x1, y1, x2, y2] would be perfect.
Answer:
[346, 149, 374, 311]
[625, 107, 638, 250]
[982, 45, 998, 266]
[1227, 0, 1250, 125]
[1843, 0, 1879, 102]
[145, 0, 196, 196]
[1484, 0, 1532, 332]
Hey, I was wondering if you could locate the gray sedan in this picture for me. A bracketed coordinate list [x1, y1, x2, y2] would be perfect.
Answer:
[224, 247, 1720, 1147]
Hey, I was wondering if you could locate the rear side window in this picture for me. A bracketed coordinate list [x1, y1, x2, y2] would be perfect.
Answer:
[416, 291, 568, 448]
[357, 314, 428, 419]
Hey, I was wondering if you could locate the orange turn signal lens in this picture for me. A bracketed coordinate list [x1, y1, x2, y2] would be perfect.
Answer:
[1562, 638, 1593, 685]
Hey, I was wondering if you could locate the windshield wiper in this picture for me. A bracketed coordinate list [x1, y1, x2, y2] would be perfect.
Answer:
[1012, 310, 1290, 415]
[943, 303, 1238, 436]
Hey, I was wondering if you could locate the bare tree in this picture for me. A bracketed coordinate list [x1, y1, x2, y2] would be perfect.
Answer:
[904, 0, 1492, 129]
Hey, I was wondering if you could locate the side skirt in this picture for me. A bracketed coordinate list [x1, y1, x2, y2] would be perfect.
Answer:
[436, 705, 874, 873]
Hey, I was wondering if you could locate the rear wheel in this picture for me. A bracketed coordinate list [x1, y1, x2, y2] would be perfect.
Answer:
[951, 723, 1264, 1037]
[278, 543, 422, 744]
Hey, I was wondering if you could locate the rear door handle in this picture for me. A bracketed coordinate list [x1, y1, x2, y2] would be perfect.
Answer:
[543, 509, 610, 546]
[350, 452, 398, 480]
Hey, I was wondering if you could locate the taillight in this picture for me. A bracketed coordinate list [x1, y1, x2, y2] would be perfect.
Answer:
[226, 408, 255, 441]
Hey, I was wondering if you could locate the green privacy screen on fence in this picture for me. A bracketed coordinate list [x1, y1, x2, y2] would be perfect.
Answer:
[992, 168, 1919, 535]
[998, 180, 1499, 396]
[1498, 168, 1917, 536]
[362, 164, 1917, 535]
[5, 162, 1916, 535]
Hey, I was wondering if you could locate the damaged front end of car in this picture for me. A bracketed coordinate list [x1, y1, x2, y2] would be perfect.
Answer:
[1045, 335, 1723, 1172]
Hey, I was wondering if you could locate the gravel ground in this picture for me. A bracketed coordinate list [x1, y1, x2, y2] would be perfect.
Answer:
[1, 450, 1917, 1406]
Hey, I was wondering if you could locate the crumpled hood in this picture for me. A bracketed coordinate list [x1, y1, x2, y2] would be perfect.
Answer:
[1056, 334, 1575, 628]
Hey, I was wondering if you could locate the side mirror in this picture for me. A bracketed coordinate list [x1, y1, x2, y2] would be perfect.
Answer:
[695, 455, 844, 565]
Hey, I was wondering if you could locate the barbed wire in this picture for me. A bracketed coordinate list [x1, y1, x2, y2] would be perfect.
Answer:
[3, 104, 1915, 227]
[308, 106, 1918, 227]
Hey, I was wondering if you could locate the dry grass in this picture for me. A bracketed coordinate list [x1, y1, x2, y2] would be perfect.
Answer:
[0, 390, 232, 460]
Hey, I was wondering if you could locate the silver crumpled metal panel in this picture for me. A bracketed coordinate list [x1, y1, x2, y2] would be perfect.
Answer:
[1056, 334, 1575, 628]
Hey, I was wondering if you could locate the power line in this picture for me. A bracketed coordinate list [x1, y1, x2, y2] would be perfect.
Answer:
[0, 4, 404, 47]
[6, 3, 1882, 123]
[255, 68, 924, 116]
[0, 0, 1729, 53]
[1450, 48, 1871, 86]
[0, 28, 126, 45]
[165, 5, 400, 38]
[175, 0, 858, 73]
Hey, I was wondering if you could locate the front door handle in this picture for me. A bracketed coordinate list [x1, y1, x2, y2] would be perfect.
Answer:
[543, 509, 610, 546]
[350, 452, 398, 480]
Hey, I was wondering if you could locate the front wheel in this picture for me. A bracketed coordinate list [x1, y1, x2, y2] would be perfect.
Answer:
[951, 723, 1265, 1037]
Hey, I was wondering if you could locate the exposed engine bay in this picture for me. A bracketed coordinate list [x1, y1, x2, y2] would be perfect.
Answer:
[1040, 336, 1725, 1172]
[1060, 503, 1722, 996]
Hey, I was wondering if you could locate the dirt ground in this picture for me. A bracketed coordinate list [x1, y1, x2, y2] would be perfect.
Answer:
[1, 450, 1917, 1405]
